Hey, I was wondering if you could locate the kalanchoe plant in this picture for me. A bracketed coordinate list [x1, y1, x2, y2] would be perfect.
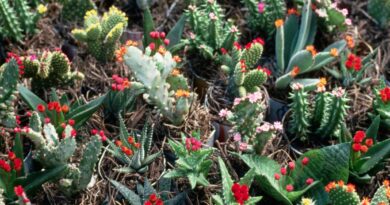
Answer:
[164, 131, 213, 189]
[72, 7, 128, 62]
[121, 44, 196, 125]
[273, 0, 347, 89]
[220, 39, 270, 97]
[21, 50, 84, 92]
[19, 112, 104, 195]
[325, 180, 390, 205]
[288, 83, 349, 141]
[212, 157, 262, 205]
[219, 92, 282, 154]
[107, 116, 161, 174]
[183, 0, 239, 60]
[241, 0, 286, 37]
[60, 0, 96, 22]
[368, 0, 390, 28]
[373, 79, 390, 127]
[13, 186, 31, 205]
[0, 0, 46, 42]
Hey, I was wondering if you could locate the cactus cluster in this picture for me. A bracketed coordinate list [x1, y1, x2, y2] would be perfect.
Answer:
[184, 0, 239, 60]
[241, 0, 286, 37]
[60, 0, 96, 22]
[20, 112, 103, 195]
[326, 180, 390, 205]
[72, 7, 128, 62]
[22, 50, 84, 91]
[368, 0, 390, 28]
[108, 116, 161, 174]
[289, 83, 349, 141]
[122, 45, 195, 125]
[274, 0, 346, 89]
[0, 0, 45, 42]
[220, 39, 269, 97]
[0, 58, 19, 128]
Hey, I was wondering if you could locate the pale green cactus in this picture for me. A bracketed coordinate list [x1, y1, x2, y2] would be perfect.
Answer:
[371, 183, 390, 205]
[123, 46, 196, 125]
[0, 59, 19, 128]
[72, 7, 128, 62]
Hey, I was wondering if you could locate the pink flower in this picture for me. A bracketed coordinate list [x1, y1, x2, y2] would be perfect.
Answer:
[233, 98, 241, 106]
[233, 133, 242, 141]
[219, 109, 231, 118]
[209, 13, 217, 21]
[281, 167, 287, 175]
[258, 2, 265, 13]
[247, 92, 262, 103]
[332, 87, 345, 98]
[273, 121, 283, 131]
[306, 178, 314, 185]
[286, 184, 294, 192]
[239, 142, 248, 151]
[292, 83, 303, 90]
[256, 123, 271, 133]
[274, 173, 280, 180]
[288, 161, 295, 170]
[345, 18, 352, 26]
[315, 9, 328, 18]
[230, 26, 239, 33]
[341, 9, 349, 17]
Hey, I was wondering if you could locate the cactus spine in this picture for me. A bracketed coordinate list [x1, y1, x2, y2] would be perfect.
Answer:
[0, 59, 19, 128]
[72, 7, 128, 62]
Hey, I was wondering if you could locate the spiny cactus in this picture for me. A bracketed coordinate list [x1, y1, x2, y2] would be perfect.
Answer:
[289, 83, 349, 141]
[122, 45, 195, 125]
[60, 0, 96, 22]
[0, 58, 19, 128]
[241, 0, 286, 37]
[0, 0, 45, 42]
[371, 181, 390, 205]
[221, 39, 269, 97]
[368, 0, 390, 28]
[22, 50, 84, 91]
[72, 7, 128, 62]
[108, 116, 161, 174]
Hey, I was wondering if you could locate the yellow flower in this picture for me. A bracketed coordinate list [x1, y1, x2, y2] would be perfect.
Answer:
[125, 40, 138, 47]
[301, 198, 314, 205]
[173, 55, 182, 63]
[306, 45, 317, 56]
[158, 46, 166, 55]
[37, 4, 47, 14]
[275, 19, 284, 28]
[171, 69, 181, 76]
[330, 48, 338, 57]
[316, 77, 327, 92]
[175, 89, 190, 98]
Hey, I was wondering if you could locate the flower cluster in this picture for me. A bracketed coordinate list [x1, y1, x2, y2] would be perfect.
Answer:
[14, 185, 31, 205]
[115, 136, 140, 156]
[380, 87, 390, 103]
[6, 52, 24, 76]
[91, 129, 107, 141]
[149, 31, 170, 52]
[144, 193, 164, 205]
[185, 137, 202, 151]
[111, 75, 130, 91]
[36, 102, 70, 113]
[345, 54, 362, 71]
[0, 151, 23, 172]
[115, 40, 138, 62]
[352, 131, 373, 153]
[257, 66, 272, 76]
[231, 183, 250, 205]
[274, 157, 312, 192]
[325, 180, 355, 193]
[245, 37, 265, 49]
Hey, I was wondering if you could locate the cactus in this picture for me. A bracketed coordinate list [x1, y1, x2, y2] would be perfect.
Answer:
[0, 189, 4, 205]
[122, 45, 195, 125]
[108, 116, 161, 174]
[288, 84, 349, 141]
[241, 0, 286, 37]
[0, 59, 19, 128]
[368, 0, 390, 28]
[371, 182, 390, 205]
[60, 0, 96, 22]
[21, 50, 84, 91]
[0, 0, 45, 42]
[72, 7, 128, 62]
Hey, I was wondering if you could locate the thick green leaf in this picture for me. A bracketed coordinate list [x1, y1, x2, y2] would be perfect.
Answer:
[366, 115, 381, 142]
[167, 15, 187, 49]
[143, 7, 155, 47]
[293, 0, 313, 54]
[18, 85, 47, 120]
[66, 94, 106, 129]
[276, 25, 285, 72]
[217, 157, 234, 203]
[13, 134, 24, 174]
[355, 139, 390, 175]
[109, 179, 141, 205]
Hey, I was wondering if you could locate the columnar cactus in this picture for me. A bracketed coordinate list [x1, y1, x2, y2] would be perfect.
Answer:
[122, 45, 195, 125]
[22, 50, 84, 91]
[241, 0, 286, 36]
[368, 0, 390, 28]
[60, 0, 96, 22]
[289, 83, 311, 140]
[0, 0, 45, 42]
[72, 7, 128, 62]
[0, 59, 19, 128]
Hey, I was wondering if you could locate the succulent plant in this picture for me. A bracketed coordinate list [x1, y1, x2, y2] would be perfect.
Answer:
[107, 116, 161, 174]
[289, 83, 349, 141]
[0, 0, 46, 42]
[72, 6, 128, 62]
[60, 0, 96, 22]
[164, 131, 213, 189]
[22, 50, 84, 91]
[373, 78, 390, 127]
[368, 0, 390, 28]
[122, 45, 195, 125]
[0, 58, 19, 128]
[0, 189, 4, 205]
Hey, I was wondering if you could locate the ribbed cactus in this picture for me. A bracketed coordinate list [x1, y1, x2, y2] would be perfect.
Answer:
[0, 59, 19, 128]
[0, 0, 45, 42]
[60, 0, 96, 22]
[123, 46, 195, 125]
[326, 181, 360, 205]
[289, 84, 311, 141]
[22, 50, 84, 91]
[241, 0, 286, 36]
[368, 0, 390, 28]
[72, 7, 128, 62]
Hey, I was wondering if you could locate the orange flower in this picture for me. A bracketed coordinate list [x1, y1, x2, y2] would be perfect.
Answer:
[115, 46, 126, 62]
[125, 40, 138, 47]
[171, 69, 181, 76]
[287, 8, 299, 15]
[345, 35, 355, 49]
[378, 202, 387, 205]
[127, 136, 134, 144]
[337, 180, 345, 187]
[384, 180, 389, 187]
[240, 60, 247, 73]
[134, 142, 141, 149]
[275, 19, 284, 28]
[173, 55, 182, 63]
[123, 79, 131, 88]
[346, 184, 356, 193]
[325, 181, 336, 192]
[361, 197, 370, 205]
[306, 45, 317, 56]
[115, 140, 122, 147]
[360, 145, 368, 153]
[158, 45, 166, 55]
[290, 66, 300, 78]
[175, 89, 190, 98]
[121, 146, 133, 156]
[330, 48, 338, 57]
[61, 105, 69, 113]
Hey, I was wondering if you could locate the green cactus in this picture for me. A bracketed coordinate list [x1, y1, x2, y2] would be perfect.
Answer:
[371, 183, 390, 205]
[368, 0, 390, 28]
[108, 116, 161, 174]
[22, 51, 84, 92]
[0, 59, 19, 128]
[72, 7, 128, 62]
[0, 0, 45, 42]
[60, 0, 96, 22]
[123, 46, 195, 125]
[289, 84, 311, 141]
[241, 0, 286, 37]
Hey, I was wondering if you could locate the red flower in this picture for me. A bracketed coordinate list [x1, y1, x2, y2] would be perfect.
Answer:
[274, 173, 280, 180]
[353, 131, 365, 143]
[37, 104, 46, 112]
[253, 37, 265, 46]
[231, 183, 250, 205]
[220, 48, 228, 55]
[258, 66, 272, 76]
[185, 137, 202, 151]
[91, 129, 98, 135]
[14, 185, 24, 197]
[380, 87, 390, 103]
[360, 145, 368, 153]
[149, 193, 158, 202]
[281, 167, 287, 175]
[0, 160, 11, 172]
[233, 42, 242, 50]
[288, 161, 295, 170]
[365, 138, 373, 147]
[302, 157, 309, 165]
[68, 119, 75, 126]
[352, 143, 361, 152]
[13, 158, 23, 171]
[164, 39, 170, 46]
[149, 43, 156, 50]
[345, 54, 362, 71]
[44, 118, 51, 124]
[71, 129, 77, 137]
[286, 184, 294, 192]
[8, 151, 16, 160]
[306, 178, 314, 185]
